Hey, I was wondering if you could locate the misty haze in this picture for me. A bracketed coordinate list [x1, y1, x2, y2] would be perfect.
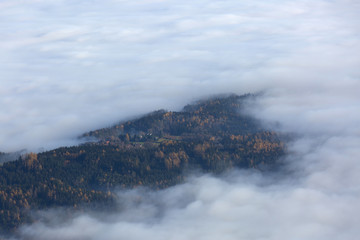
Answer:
[1, 0, 360, 239]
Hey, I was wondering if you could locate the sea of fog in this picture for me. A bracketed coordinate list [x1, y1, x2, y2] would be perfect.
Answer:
[1, 0, 359, 239]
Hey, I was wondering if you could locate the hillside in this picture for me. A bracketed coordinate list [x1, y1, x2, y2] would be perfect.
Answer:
[0, 94, 285, 234]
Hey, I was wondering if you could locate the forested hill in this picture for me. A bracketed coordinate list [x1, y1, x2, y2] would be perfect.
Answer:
[82, 94, 261, 142]
[0, 94, 285, 234]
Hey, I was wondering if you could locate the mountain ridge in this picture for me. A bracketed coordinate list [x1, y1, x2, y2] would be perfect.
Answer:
[0, 94, 285, 234]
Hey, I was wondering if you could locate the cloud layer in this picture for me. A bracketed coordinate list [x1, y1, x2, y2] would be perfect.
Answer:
[1, 0, 360, 239]
[1, 0, 359, 152]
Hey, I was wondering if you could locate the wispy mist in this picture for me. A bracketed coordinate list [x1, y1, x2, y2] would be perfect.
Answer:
[1, 0, 360, 239]
[18, 165, 360, 240]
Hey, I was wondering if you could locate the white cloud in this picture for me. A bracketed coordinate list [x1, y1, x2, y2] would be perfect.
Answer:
[2, 0, 358, 151]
